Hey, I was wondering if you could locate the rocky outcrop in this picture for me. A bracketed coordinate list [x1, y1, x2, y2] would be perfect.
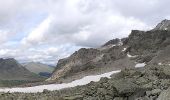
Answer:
[125, 30, 170, 55]
[49, 44, 129, 81]
[49, 19, 170, 81]
[49, 48, 102, 80]
[102, 38, 121, 47]
[157, 87, 170, 100]
[153, 19, 170, 31]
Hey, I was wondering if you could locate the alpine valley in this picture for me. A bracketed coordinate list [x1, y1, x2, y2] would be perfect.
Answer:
[1, 20, 170, 100]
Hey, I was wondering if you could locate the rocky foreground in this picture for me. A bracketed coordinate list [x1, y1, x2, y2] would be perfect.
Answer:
[1, 64, 170, 100]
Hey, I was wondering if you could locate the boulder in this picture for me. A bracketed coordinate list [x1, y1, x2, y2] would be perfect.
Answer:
[157, 87, 170, 100]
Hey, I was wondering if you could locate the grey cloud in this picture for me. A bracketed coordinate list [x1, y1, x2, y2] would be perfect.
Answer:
[0, 0, 169, 64]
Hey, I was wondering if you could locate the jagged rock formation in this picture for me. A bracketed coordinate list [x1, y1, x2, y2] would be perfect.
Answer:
[153, 19, 170, 31]
[48, 19, 170, 81]
[48, 41, 133, 81]
[0, 58, 44, 81]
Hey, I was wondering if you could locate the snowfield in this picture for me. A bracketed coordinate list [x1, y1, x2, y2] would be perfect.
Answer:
[135, 63, 146, 68]
[122, 48, 127, 52]
[0, 70, 121, 93]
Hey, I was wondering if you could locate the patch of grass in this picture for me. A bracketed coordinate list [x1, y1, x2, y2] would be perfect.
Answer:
[0, 80, 38, 87]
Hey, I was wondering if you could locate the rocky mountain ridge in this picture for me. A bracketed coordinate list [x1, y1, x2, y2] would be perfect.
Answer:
[48, 19, 170, 82]
[153, 19, 170, 31]
[1, 19, 170, 100]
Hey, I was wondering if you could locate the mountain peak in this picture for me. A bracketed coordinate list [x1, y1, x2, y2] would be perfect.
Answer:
[153, 19, 170, 31]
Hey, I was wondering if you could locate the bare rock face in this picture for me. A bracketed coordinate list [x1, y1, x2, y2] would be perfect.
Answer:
[49, 48, 101, 80]
[125, 30, 170, 55]
[49, 19, 170, 81]
[158, 87, 170, 100]
[153, 19, 170, 31]
[49, 45, 127, 81]
[102, 38, 121, 47]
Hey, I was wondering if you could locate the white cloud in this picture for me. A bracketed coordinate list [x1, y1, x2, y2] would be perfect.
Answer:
[21, 15, 53, 46]
[0, 30, 11, 44]
[0, 0, 169, 64]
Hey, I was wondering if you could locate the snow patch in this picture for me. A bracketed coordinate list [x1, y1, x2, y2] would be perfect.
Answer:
[135, 63, 146, 68]
[158, 63, 162, 65]
[0, 70, 121, 93]
[118, 41, 123, 46]
[127, 53, 137, 58]
[122, 48, 127, 52]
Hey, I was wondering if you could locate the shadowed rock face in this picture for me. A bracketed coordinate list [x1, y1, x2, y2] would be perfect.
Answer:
[0, 58, 43, 81]
[125, 30, 170, 55]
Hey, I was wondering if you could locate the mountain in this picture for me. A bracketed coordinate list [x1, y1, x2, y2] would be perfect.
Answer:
[48, 19, 170, 82]
[153, 19, 170, 31]
[0, 58, 45, 87]
[0, 58, 43, 80]
[23, 62, 54, 77]
[2, 19, 170, 100]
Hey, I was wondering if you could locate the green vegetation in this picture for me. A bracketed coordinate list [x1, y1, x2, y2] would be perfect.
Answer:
[0, 80, 40, 87]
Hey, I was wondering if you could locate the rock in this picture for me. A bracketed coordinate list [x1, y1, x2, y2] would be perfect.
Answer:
[63, 95, 83, 100]
[135, 77, 150, 86]
[135, 96, 150, 100]
[145, 91, 152, 97]
[157, 87, 170, 100]
[151, 89, 162, 96]
[97, 88, 107, 95]
[102, 38, 121, 47]
[112, 79, 141, 96]
[142, 82, 153, 90]
[43, 89, 50, 94]
[153, 19, 170, 31]
[114, 97, 125, 100]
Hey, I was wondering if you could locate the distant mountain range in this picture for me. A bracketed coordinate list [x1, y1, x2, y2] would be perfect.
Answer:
[0, 58, 45, 87]
[23, 62, 54, 77]
[0, 58, 42, 80]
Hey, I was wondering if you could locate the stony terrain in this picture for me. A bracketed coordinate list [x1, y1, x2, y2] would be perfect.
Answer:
[1, 19, 170, 99]
[1, 65, 170, 100]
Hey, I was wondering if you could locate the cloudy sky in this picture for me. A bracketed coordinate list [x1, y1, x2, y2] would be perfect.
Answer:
[0, 0, 170, 65]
